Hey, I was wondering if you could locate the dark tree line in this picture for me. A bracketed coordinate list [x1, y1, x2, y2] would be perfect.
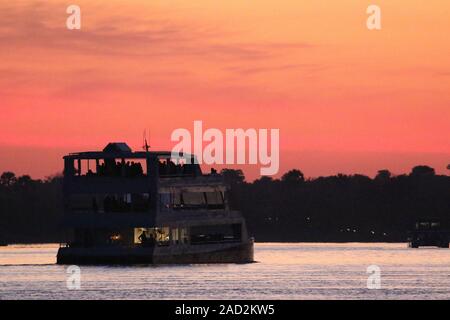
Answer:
[0, 165, 449, 243]
[0, 172, 63, 243]
[222, 165, 450, 242]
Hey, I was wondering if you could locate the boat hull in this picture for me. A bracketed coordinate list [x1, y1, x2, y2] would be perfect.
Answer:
[56, 240, 254, 265]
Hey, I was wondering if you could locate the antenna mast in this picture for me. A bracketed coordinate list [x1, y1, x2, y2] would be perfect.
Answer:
[143, 129, 150, 152]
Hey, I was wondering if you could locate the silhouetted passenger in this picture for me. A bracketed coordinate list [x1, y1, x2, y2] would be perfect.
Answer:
[125, 161, 131, 176]
[168, 161, 177, 175]
[136, 163, 143, 176]
[159, 161, 166, 176]
[148, 233, 156, 246]
[104, 159, 116, 176]
[116, 161, 122, 176]
[138, 231, 148, 244]
[98, 163, 106, 176]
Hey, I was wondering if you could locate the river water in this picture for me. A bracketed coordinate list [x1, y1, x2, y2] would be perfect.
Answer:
[0, 243, 449, 299]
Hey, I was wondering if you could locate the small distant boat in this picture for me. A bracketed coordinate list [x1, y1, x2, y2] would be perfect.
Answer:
[408, 219, 449, 248]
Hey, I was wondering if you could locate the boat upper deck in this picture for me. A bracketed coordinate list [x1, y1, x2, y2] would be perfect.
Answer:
[64, 145, 199, 176]
[64, 150, 193, 161]
[63, 143, 208, 189]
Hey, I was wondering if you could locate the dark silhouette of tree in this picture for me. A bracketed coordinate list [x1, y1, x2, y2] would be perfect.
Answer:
[375, 169, 391, 181]
[254, 176, 274, 184]
[410, 165, 435, 177]
[0, 172, 63, 243]
[220, 169, 245, 186]
[281, 169, 305, 183]
[16, 175, 33, 187]
[1, 171, 16, 186]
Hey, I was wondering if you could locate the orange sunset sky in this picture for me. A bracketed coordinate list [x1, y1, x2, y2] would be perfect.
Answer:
[0, 0, 449, 180]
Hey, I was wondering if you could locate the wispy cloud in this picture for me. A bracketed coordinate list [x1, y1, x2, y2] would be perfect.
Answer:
[0, 0, 317, 102]
[0, 1, 312, 60]
[226, 63, 326, 75]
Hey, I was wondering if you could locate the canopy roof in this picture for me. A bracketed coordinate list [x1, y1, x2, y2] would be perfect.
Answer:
[64, 142, 195, 160]
[103, 142, 132, 153]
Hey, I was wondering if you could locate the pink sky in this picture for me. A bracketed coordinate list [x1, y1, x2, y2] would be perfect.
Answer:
[0, 0, 449, 180]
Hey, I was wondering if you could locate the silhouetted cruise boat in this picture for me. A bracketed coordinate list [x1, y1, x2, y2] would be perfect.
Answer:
[56, 143, 254, 264]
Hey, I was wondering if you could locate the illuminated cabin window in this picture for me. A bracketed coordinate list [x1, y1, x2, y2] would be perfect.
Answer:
[155, 227, 170, 244]
[134, 227, 170, 246]
[179, 228, 189, 244]
[431, 222, 440, 229]
[171, 228, 179, 244]
[172, 227, 189, 244]
[190, 224, 241, 245]
[71, 229, 131, 247]
[109, 233, 122, 245]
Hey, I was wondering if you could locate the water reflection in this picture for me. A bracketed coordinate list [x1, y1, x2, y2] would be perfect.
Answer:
[0, 243, 449, 299]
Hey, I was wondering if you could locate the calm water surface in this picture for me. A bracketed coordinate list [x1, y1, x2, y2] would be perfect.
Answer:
[0, 243, 449, 299]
